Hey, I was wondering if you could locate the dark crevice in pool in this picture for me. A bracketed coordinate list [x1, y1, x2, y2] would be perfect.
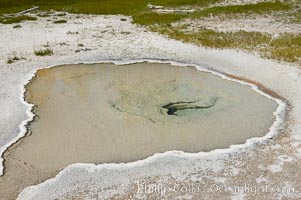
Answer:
[162, 100, 217, 116]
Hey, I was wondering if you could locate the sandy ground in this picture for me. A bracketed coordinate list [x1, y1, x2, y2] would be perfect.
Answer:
[0, 12, 300, 199]
[0, 63, 277, 199]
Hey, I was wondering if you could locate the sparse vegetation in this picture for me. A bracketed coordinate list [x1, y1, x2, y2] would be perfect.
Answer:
[268, 34, 301, 63]
[0, 0, 300, 65]
[34, 48, 53, 56]
[0, 0, 222, 16]
[193, 1, 292, 18]
[139, 0, 301, 65]
[0, 15, 36, 24]
[7, 57, 15, 64]
[132, 1, 292, 26]
[153, 26, 301, 64]
[0, 0, 297, 27]
[7, 55, 25, 64]
[13, 24, 21, 28]
[36, 13, 50, 17]
[0, 0, 295, 25]
[53, 19, 67, 24]
[133, 12, 187, 26]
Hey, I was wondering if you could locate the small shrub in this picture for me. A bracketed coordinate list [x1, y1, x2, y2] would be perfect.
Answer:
[53, 19, 67, 24]
[7, 58, 14, 64]
[77, 43, 84, 47]
[34, 48, 53, 56]
[13, 24, 21, 28]
[7, 55, 24, 64]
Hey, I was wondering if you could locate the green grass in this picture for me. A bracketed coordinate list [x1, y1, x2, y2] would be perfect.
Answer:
[133, 1, 292, 26]
[194, 1, 292, 18]
[0, 0, 220, 25]
[154, 26, 301, 64]
[155, 27, 271, 49]
[141, 0, 300, 65]
[268, 34, 301, 63]
[0, 15, 36, 24]
[289, 0, 301, 22]
[0, 0, 222, 16]
[0, 0, 293, 25]
[34, 48, 53, 56]
[287, 8, 301, 23]
[133, 12, 188, 26]
[187, 30, 270, 50]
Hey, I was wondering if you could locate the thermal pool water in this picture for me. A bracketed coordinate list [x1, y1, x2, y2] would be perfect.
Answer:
[0, 63, 278, 199]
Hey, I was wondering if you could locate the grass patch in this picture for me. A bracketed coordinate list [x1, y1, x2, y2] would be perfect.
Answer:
[53, 19, 67, 23]
[194, 1, 292, 18]
[0, 0, 291, 16]
[0, 15, 36, 24]
[154, 26, 301, 64]
[288, 0, 301, 23]
[0, 0, 222, 15]
[268, 34, 301, 63]
[187, 30, 270, 50]
[0, 0, 294, 26]
[132, 1, 293, 26]
[287, 8, 301, 23]
[156, 27, 270, 49]
[34, 48, 53, 56]
[133, 12, 187, 25]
